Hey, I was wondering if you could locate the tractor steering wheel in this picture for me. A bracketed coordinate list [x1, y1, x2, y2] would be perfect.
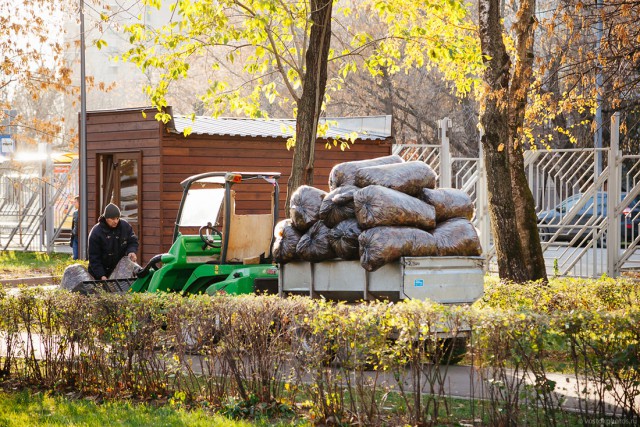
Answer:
[199, 222, 222, 249]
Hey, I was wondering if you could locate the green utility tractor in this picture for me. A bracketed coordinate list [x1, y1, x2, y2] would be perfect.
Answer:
[129, 172, 281, 296]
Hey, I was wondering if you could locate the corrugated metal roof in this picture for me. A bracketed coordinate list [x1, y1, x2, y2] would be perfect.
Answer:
[168, 115, 392, 141]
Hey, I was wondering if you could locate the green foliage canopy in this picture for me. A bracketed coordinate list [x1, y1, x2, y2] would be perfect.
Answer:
[115, 0, 482, 126]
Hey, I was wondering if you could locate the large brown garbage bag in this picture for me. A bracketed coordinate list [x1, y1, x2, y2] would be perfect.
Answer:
[420, 188, 475, 222]
[432, 218, 482, 256]
[354, 185, 436, 230]
[60, 264, 94, 294]
[290, 185, 327, 232]
[272, 219, 302, 264]
[355, 161, 437, 196]
[329, 154, 404, 190]
[328, 218, 362, 260]
[359, 226, 438, 272]
[296, 221, 336, 262]
[319, 185, 358, 228]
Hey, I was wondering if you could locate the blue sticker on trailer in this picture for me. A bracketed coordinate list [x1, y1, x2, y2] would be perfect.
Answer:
[414, 279, 424, 287]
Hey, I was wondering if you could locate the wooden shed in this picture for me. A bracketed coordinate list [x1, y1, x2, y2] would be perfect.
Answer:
[84, 107, 394, 263]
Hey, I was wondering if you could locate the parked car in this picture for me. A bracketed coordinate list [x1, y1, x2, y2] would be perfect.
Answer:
[537, 192, 640, 246]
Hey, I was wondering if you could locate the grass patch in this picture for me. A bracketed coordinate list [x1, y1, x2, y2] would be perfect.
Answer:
[0, 389, 588, 427]
[377, 392, 585, 427]
[0, 390, 271, 427]
[0, 251, 81, 281]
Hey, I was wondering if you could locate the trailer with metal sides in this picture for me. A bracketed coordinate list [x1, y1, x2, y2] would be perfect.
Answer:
[279, 256, 484, 305]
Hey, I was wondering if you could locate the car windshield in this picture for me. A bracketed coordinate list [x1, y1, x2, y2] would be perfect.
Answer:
[557, 196, 579, 213]
[555, 192, 640, 216]
[178, 186, 225, 227]
[581, 195, 604, 215]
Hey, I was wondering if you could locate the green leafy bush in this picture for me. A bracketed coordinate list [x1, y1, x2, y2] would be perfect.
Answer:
[0, 283, 638, 426]
[478, 276, 640, 312]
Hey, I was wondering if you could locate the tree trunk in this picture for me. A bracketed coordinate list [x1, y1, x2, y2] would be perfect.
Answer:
[507, 0, 548, 282]
[460, 95, 479, 157]
[478, 0, 547, 283]
[286, 0, 333, 214]
[380, 67, 395, 116]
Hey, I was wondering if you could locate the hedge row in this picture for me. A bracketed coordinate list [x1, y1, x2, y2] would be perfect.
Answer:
[0, 288, 638, 426]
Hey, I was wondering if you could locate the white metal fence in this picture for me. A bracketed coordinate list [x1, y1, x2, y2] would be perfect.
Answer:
[394, 113, 640, 278]
[0, 157, 78, 252]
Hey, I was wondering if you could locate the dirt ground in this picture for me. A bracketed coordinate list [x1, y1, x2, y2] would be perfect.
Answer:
[0, 267, 57, 280]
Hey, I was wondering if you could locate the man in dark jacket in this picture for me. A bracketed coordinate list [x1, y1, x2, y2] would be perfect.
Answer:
[88, 203, 139, 280]
[70, 195, 80, 260]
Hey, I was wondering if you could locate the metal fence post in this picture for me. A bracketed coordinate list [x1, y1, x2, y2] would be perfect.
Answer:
[477, 130, 491, 270]
[45, 145, 54, 252]
[607, 112, 621, 277]
[39, 142, 54, 252]
[438, 117, 452, 187]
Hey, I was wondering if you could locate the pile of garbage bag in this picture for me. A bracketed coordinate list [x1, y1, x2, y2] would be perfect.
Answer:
[274, 155, 481, 271]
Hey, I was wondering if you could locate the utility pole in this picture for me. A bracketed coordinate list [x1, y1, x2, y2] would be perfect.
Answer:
[79, 0, 88, 260]
[438, 117, 452, 188]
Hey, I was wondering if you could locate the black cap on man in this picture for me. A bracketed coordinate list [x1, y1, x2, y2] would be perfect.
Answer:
[103, 203, 121, 219]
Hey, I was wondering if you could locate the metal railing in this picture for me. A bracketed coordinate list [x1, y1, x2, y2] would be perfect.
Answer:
[0, 158, 78, 252]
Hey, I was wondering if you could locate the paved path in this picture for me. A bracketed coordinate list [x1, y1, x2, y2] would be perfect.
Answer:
[185, 354, 633, 416]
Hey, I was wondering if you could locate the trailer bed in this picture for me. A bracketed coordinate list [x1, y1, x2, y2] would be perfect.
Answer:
[279, 256, 484, 304]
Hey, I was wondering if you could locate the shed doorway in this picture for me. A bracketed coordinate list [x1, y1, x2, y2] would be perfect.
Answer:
[98, 152, 142, 250]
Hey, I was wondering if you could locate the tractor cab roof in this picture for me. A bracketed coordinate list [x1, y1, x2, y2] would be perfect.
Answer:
[180, 172, 281, 188]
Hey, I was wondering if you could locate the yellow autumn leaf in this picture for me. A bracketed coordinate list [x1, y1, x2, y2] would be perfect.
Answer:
[498, 143, 505, 151]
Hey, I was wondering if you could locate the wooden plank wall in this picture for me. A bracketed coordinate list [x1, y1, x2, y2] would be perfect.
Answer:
[159, 133, 392, 253]
[85, 108, 161, 264]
